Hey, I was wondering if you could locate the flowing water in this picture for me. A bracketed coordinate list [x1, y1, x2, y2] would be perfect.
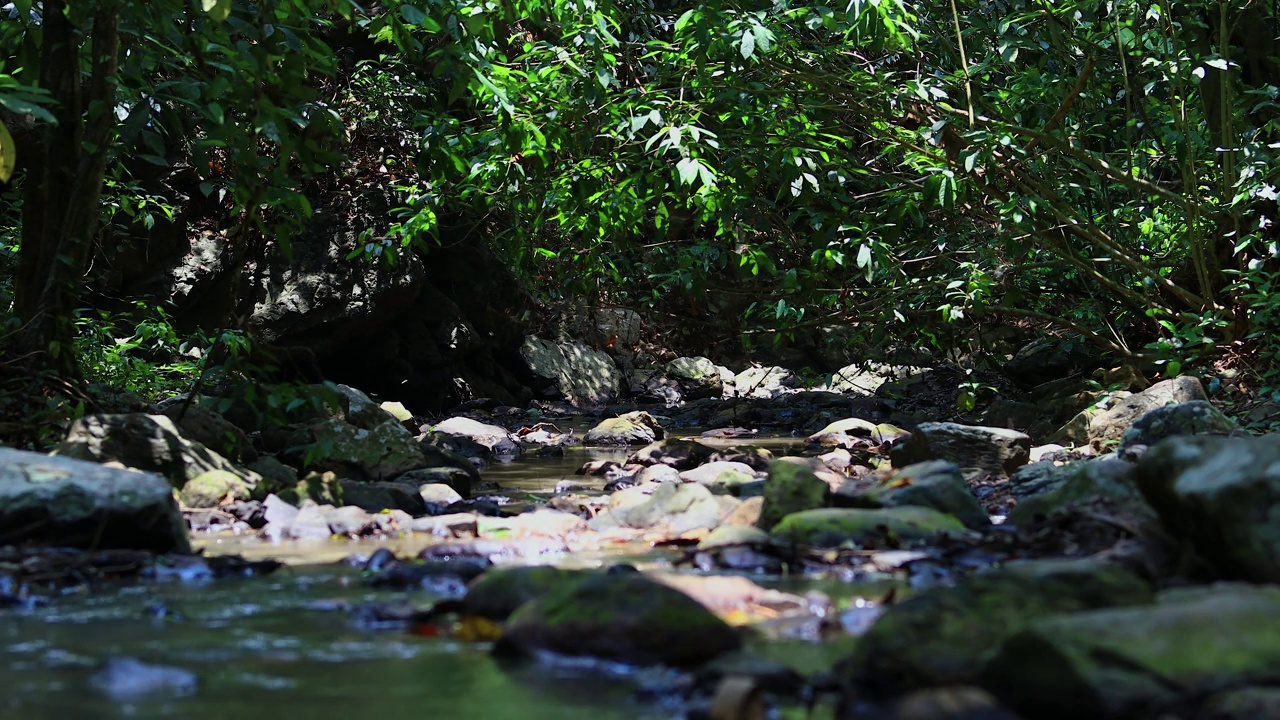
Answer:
[0, 436, 860, 719]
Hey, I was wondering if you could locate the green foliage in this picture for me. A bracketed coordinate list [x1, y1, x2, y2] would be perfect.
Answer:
[73, 304, 206, 400]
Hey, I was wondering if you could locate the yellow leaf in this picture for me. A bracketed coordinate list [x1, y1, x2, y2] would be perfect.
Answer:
[0, 119, 14, 183]
[455, 615, 504, 642]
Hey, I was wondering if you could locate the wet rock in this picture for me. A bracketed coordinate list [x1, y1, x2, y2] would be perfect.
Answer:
[693, 525, 784, 572]
[835, 461, 989, 530]
[890, 423, 1030, 482]
[982, 584, 1280, 720]
[628, 439, 716, 470]
[335, 384, 397, 430]
[1072, 375, 1208, 447]
[0, 447, 190, 554]
[520, 336, 622, 405]
[161, 404, 257, 464]
[293, 418, 430, 480]
[179, 469, 252, 508]
[430, 416, 521, 457]
[1115, 399, 1237, 457]
[758, 459, 831, 531]
[771, 506, 965, 548]
[56, 413, 262, 493]
[847, 558, 1154, 696]
[808, 417, 878, 445]
[1134, 434, 1280, 582]
[583, 411, 665, 446]
[464, 566, 575, 621]
[665, 356, 725, 400]
[589, 481, 726, 535]
[1006, 459, 1152, 526]
[497, 571, 742, 667]
[420, 430, 491, 468]
[326, 505, 375, 536]
[734, 366, 797, 399]
[338, 479, 427, 515]
[419, 483, 464, 506]
[367, 557, 490, 594]
[89, 657, 198, 700]
[397, 466, 473, 499]
[679, 461, 759, 491]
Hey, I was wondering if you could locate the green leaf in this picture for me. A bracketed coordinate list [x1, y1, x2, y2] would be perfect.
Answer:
[201, 0, 231, 22]
[740, 30, 756, 59]
[676, 157, 700, 185]
[400, 4, 426, 25]
[0, 118, 13, 182]
[675, 9, 697, 33]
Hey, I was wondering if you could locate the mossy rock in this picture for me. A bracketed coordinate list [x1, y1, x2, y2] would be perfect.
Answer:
[497, 571, 742, 667]
[279, 470, 344, 506]
[179, 469, 251, 508]
[771, 506, 965, 548]
[464, 566, 576, 622]
[834, 460, 988, 529]
[758, 459, 830, 531]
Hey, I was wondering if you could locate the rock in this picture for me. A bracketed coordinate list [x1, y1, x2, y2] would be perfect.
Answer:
[583, 411, 664, 446]
[325, 505, 375, 536]
[982, 584, 1280, 720]
[827, 362, 928, 396]
[281, 470, 344, 506]
[335, 384, 397, 430]
[245, 456, 297, 496]
[627, 439, 716, 470]
[1003, 337, 1099, 388]
[89, 657, 198, 700]
[1080, 375, 1208, 447]
[1006, 458, 1127, 502]
[589, 481, 727, 535]
[890, 423, 1030, 481]
[1006, 459, 1152, 526]
[1134, 435, 1280, 582]
[847, 558, 1154, 696]
[665, 356, 724, 399]
[380, 401, 414, 423]
[857, 686, 1023, 720]
[295, 418, 429, 480]
[1115, 399, 1237, 457]
[464, 566, 574, 621]
[733, 366, 797, 398]
[520, 336, 621, 406]
[431, 416, 521, 456]
[636, 464, 682, 484]
[1198, 687, 1280, 720]
[757, 459, 831, 531]
[161, 404, 256, 464]
[835, 461, 989, 530]
[679, 461, 759, 491]
[56, 413, 262, 493]
[338, 479, 427, 515]
[497, 571, 742, 667]
[281, 503, 334, 539]
[0, 447, 190, 553]
[179, 469, 251, 508]
[772, 506, 965, 548]
[397, 466, 473, 499]
[418, 482, 465, 506]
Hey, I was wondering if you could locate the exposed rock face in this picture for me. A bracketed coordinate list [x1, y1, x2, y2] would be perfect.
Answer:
[519, 336, 621, 406]
[890, 423, 1031, 482]
[497, 571, 743, 667]
[1071, 375, 1208, 447]
[983, 584, 1280, 719]
[1115, 399, 1237, 456]
[0, 447, 190, 553]
[1134, 434, 1280, 582]
[56, 414, 262, 493]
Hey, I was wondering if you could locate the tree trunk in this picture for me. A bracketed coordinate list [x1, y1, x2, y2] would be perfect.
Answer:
[15, 1, 120, 379]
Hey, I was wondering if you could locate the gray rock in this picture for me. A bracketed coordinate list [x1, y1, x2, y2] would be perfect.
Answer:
[665, 356, 724, 399]
[431, 416, 520, 456]
[0, 447, 190, 553]
[771, 506, 966, 548]
[1134, 434, 1280, 582]
[520, 336, 621, 406]
[161, 404, 256, 464]
[583, 411, 664, 446]
[1006, 458, 1129, 502]
[399, 466, 473, 499]
[179, 470, 251, 508]
[245, 455, 297, 496]
[758, 459, 831, 531]
[589, 481, 726, 535]
[733, 366, 797, 398]
[1007, 459, 1153, 527]
[89, 657, 198, 700]
[335, 384, 397, 430]
[835, 461, 989, 529]
[983, 584, 1280, 719]
[297, 418, 429, 480]
[497, 571, 742, 667]
[325, 505, 375, 536]
[418, 483, 464, 506]
[1082, 375, 1208, 446]
[848, 558, 1153, 696]
[56, 413, 262, 493]
[338, 479, 427, 515]
[679, 461, 759, 490]
[1116, 399, 1237, 456]
[826, 362, 927, 396]
[891, 423, 1030, 481]
[627, 439, 716, 470]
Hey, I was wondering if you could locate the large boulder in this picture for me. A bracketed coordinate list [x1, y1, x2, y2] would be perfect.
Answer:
[771, 506, 965, 548]
[0, 447, 190, 553]
[583, 411, 664, 446]
[890, 423, 1030, 482]
[56, 414, 262, 493]
[834, 461, 989, 530]
[1115, 399, 1237, 456]
[588, 481, 728, 535]
[1007, 458, 1155, 527]
[520, 336, 621, 406]
[497, 571, 742, 667]
[1134, 434, 1280, 582]
[983, 584, 1280, 719]
[847, 559, 1154, 697]
[334, 384, 397, 430]
[431, 416, 521, 457]
[665, 356, 725, 400]
[758, 459, 831, 531]
[733, 366, 797, 399]
[292, 418, 429, 481]
[826, 362, 928, 396]
[1073, 375, 1208, 447]
[627, 439, 716, 470]
[160, 404, 256, 464]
